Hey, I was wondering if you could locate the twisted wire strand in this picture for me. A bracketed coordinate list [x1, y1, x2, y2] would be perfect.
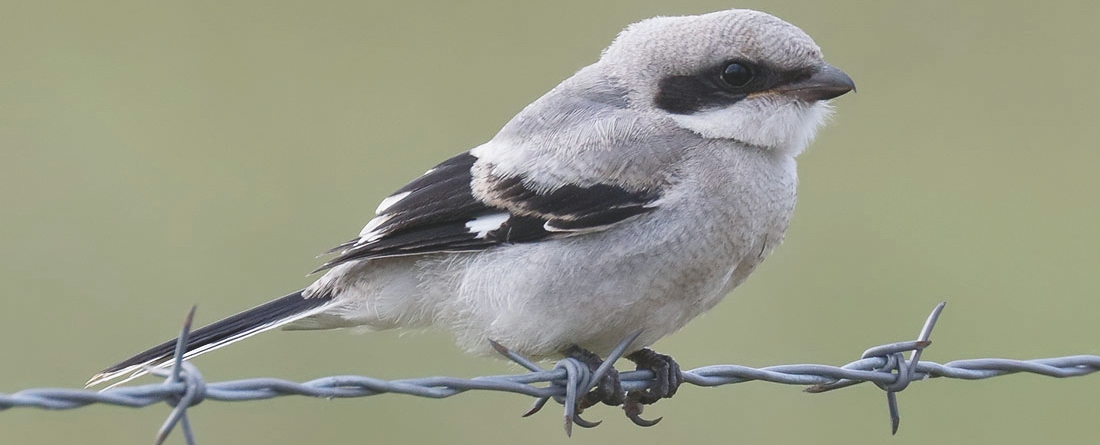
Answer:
[2, 303, 1099, 444]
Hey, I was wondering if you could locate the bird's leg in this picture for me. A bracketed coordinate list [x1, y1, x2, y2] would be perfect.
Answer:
[621, 348, 683, 426]
[563, 345, 625, 409]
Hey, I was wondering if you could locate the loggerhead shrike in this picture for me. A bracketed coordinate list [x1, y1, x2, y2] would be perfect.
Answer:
[89, 9, 854, 425]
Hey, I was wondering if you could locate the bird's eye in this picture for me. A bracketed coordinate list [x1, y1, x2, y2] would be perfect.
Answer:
[720, 62, 754, 88]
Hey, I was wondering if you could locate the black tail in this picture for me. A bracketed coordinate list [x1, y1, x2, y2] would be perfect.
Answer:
[87, 290, 334, 388]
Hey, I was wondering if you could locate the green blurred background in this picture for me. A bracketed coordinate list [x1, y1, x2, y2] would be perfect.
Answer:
[2, 1, 1099, 443]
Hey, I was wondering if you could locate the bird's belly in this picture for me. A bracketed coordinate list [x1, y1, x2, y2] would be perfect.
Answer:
[441, 212, 782, 359]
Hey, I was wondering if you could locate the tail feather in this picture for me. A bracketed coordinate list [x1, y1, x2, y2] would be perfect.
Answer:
[87, 289, 335, 388]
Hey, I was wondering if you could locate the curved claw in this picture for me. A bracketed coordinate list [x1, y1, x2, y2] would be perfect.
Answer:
[628, 414, 662, 427]
[623, 398, 662, 427]
[626, 411, 662, 427]
[573, 412, 603, 429]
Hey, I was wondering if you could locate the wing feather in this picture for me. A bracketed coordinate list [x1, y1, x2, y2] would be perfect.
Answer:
[316, 151, 661, 272]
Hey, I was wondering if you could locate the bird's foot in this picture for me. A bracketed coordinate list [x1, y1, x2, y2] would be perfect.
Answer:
[563, 345, 625, 410]
[621, 348, 683, 426]
[549, 345, 682, 428]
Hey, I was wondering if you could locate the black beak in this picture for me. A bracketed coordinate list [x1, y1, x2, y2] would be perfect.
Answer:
[775, 63, 855, 102]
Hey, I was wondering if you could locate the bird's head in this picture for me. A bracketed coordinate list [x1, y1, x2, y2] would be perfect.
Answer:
[601, 9, 855, 155]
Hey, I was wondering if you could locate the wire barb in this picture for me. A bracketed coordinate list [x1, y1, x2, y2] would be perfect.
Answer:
[152, 305, 201, 445]
[3, 302, 1100, 443]
[803, 302, 945, 434]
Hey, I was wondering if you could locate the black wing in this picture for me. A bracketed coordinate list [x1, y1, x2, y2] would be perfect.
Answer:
[315, 152, 661, 272]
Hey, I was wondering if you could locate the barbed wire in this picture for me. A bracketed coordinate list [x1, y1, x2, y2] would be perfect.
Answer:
[3, 302, 1099, 444]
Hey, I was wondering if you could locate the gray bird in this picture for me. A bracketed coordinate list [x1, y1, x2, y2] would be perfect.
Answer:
[89, 8, 854, 425]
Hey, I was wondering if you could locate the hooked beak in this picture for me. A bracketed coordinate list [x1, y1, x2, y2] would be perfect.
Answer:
[775, 63, 855, 102]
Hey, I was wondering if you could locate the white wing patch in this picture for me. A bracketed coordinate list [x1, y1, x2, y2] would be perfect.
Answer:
[543, 220, 616, 234]
[375, 191, 411, 214]
[357, 214, 392, 242]
[465, 213, 510, 239]
[355, 191, 414, 244]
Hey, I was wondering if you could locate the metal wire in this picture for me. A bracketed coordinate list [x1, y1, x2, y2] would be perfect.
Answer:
[2, 302, 1099, 443]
